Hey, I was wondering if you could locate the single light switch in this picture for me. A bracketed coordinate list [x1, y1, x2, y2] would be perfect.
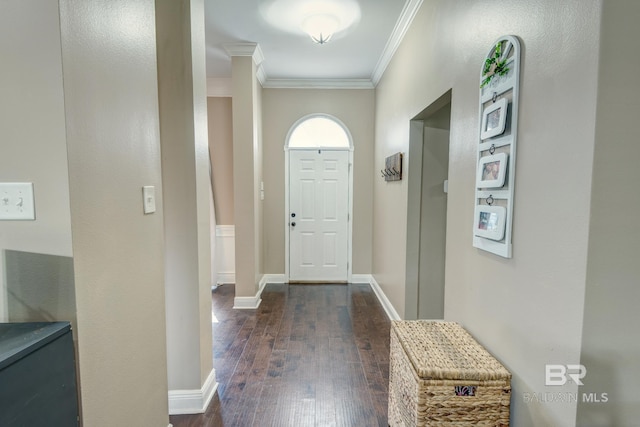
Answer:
[143, 186, 156, 214]
[0, 182, 35, 220]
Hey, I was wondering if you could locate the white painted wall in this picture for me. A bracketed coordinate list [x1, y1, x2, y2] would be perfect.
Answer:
[374, 1, 601, 425]
[216, 226, 236, 284]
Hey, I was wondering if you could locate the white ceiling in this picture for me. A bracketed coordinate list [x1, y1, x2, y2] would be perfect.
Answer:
[204, 0, 422, 88]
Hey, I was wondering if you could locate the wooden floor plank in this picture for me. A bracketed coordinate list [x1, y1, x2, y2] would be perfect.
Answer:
[170, 282, 391, 427]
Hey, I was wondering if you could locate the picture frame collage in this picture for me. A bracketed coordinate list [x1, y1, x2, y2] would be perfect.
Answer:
[473, 35, 521, 258]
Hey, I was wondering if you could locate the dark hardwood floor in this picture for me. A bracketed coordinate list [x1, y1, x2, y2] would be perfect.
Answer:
[170, 282, 391, 427]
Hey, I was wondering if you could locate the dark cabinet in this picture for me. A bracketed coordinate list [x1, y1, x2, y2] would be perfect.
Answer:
[0, 322, 79, 426]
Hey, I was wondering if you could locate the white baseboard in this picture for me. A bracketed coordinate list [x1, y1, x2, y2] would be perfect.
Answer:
[351, 274, 371, 284]
[233, 294, 262, 309]
[229, 273, 400, 319]
[168, 369, 217, 415]
[261, 274, 286, 285]
[232, 274, 287, 309]
[352, 274, 401, 321]
[233, 275, 263, 309]
[216, 272, 235, 285]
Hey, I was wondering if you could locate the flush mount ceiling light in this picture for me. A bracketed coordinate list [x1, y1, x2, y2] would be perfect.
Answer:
[262, 0, 360, 45]
[302, 13, 340, 44]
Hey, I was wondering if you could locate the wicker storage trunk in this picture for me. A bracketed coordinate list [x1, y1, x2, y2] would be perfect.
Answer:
[388, 321, 511, 426]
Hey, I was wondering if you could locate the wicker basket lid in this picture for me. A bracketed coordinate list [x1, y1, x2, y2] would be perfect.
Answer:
[391, 320, 511, 381]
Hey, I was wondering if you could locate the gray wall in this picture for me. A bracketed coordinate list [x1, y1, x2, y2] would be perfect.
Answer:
[207, 97, 234, 225]
[156, 0, 214, 392]
[2, 2, 171, 424]
[417, 124, 449, 319]
[5, 251, 76, 329]
[261, 88, 375, 275]
[373, 1, 602, 425]
[0, 0, 74, 322]
[60, 0, 170, 424]
[577, 1, 640, 425]
[231, 53, 264, 298]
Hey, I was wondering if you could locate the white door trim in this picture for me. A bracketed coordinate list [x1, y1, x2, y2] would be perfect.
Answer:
[284, 114, 354, 283]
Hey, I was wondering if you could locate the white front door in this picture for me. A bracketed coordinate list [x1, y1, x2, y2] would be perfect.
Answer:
[289, 149, 349, 282]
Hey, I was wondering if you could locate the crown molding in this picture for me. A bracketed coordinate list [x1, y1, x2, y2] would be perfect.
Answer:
[262, 78, 374, 89]
[256, 66, 267, 86]
[216, 0, 424, 93]
[207, 76, 372, 93]
[223, 42, 264, 65]
[222, 43, 266, 87]
[371, 0, 424, 86]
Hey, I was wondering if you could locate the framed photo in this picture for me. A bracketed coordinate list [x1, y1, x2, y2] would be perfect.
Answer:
[477, 152, 508, 188]
[480, 98, 508, 140]
[474, 205, 506, 241]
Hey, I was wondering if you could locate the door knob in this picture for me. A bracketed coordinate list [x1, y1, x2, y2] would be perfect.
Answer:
[291, 222, 296, 227]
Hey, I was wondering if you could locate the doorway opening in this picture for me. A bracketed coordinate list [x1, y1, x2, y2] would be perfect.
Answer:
[284, 114, 354, 283]
[405, 91, 452, 320]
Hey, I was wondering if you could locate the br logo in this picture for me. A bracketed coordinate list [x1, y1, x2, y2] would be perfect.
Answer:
[545, 364, 586, 386]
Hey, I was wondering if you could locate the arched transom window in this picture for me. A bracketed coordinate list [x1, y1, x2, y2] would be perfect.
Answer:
[287, 115, 351, 149]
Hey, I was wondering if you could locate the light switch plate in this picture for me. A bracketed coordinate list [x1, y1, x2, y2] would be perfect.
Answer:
[0, 182, 35, 220]
[143, 186, 156, 214]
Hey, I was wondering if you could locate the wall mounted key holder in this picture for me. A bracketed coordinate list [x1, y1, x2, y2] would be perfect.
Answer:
[382, 152, 403, 181]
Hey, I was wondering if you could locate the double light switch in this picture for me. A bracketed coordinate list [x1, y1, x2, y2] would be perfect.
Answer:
[0, 182, 35, 220]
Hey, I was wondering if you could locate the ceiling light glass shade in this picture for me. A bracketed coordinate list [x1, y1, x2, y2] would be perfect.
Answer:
[262, 0, 361, 44]
[302, 14, 340, 44]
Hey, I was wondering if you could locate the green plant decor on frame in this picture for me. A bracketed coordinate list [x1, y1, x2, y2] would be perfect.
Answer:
[481, 42, 510, 88]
